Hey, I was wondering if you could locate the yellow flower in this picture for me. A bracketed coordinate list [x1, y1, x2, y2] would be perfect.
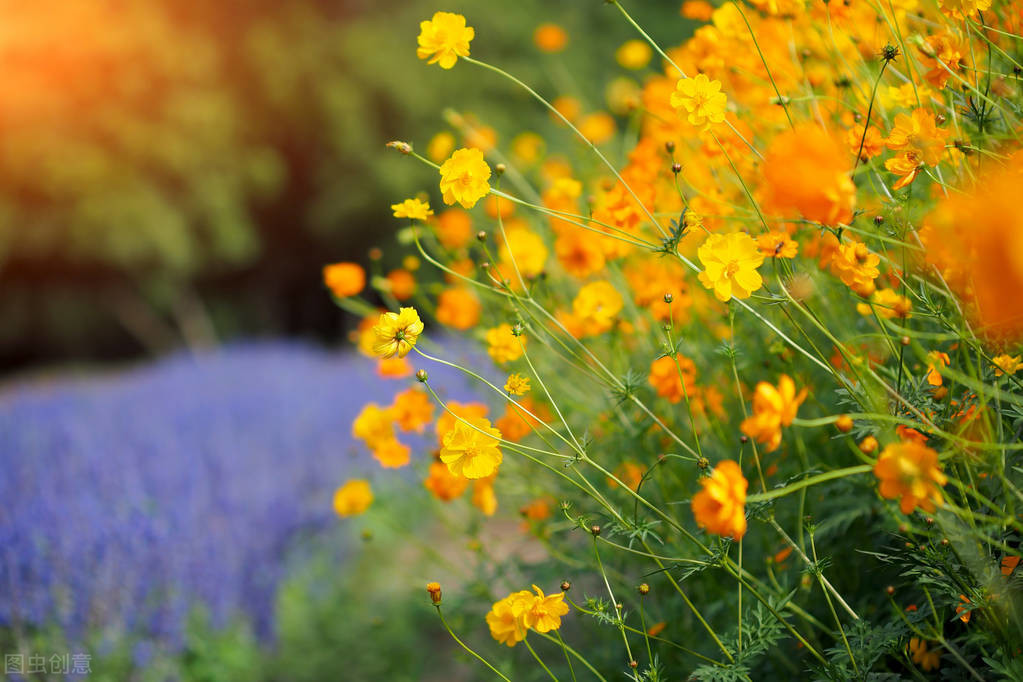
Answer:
[372, 439, 411, 469]
[856, 288, 913, 319]
[438, 147, 492, 208]
[416, 11, 474, 70]
[486, 324, 524, 364]
[615, 39, 652, 70]
[522, 585, 570, 633]
[391, 198, 433, 221]
[371, 307, 424, 359]
[486, 590, 534, 646]
[332, 479, 373, 517]
[873, 440, 947, 514]
[504, 373, 531, 395]
[426, 131, 456, 162]
[571, 280, 624, 336]
[697, 232, 765, 302]
[352, 403, 395, 448]
[670, 74, 727, 128]
[691, 460, 748, 540]
[740, 375, 808, 452]
[992, 354, 1023, 377]
[500, 229, 548, 279]
[440, 417, 504, 479]
[908, 638, 941, 671]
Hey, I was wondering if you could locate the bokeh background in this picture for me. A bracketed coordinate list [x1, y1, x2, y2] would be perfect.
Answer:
[0, 1, 685, 679]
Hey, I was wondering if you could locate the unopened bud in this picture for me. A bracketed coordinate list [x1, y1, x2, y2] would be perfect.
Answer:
[561, 581, 571, 592]
[416, 369, 429, 383]
[671, 162, 682, 174]
[886, 585, 895, 596]
[665, 141, 675, 153]
[426, 581, 442, 604]
[663, 293, 674, 303]
[495, 163, 506, 176]
[386, 140, 413, 155]
[836, 415, 854, 433]
[638, 583, 650, 595]
[477, 231, 487, 242]
[590, 524, 602, 536]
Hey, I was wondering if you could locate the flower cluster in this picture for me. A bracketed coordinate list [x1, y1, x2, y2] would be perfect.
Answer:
[328, 3, 1023, 678]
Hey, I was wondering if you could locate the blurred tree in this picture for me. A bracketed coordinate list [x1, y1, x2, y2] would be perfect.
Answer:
[0, 0, 673, 369]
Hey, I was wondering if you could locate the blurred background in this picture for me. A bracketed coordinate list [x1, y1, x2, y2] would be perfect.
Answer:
[0, 0, 682, 679]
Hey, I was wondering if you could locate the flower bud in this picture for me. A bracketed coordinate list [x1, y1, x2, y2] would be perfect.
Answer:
[426, 581, 442, 604]
[590, 524, 601, 536]
[416, 369, 429, 383]
[886, 585, 895, 596]
[477, 231, 487, 242]
[663, 293, 674, 303]
[638, 583, 650, 595]
[386, 140, 413, 155]
[671, 162, 682, 174]
[495, 163, 507, 176]
[561, 580, 571, 592]
[835, 415, 854, 433]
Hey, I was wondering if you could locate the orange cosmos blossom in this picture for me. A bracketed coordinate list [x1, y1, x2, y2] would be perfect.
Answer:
[435, 287, 481, 330]
[648, 354, 697, 404]
[416, 12, 474, 70]
[322, 262, 366, 298]
[390, 388, 434, 433]
[692, 460, 748, 540]
[873, 440, 947, 514]
[423, 459, 469, 501]
[762, 124, 855, 226]
[740, 375, 808, 452]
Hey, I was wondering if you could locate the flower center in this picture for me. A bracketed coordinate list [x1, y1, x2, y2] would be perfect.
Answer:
[725, 260, 740, 277]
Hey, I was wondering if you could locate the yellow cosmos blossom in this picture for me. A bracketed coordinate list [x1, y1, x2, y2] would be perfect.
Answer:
[486, 590, 534, 646]
[615, 39, 652, 70]
[486, 324, 524, 364]
[438, 147, 491, 208]
[332, 479, 373, 517]
[371, 307, 424, 359]
[391, 198, 433, 222]
[992, 354, 1023, 377]
[857, 288, 913, 319]
[697, 232, 764, 302]
[670, 74, 727, 128]
[500, 229, 548, 279]
[504, 373, 531, 395]
[439, 417, 504, 479]
[572, 280, 624, 336]
[692, 460, 748, 540]
[416, 12, 474, 70]
[522, 585, 570, 632]
[426, 131, 456, 162]
[352, 403, 395, 448]
[873, 440, 947, 514]
[740, 375, 808, 452]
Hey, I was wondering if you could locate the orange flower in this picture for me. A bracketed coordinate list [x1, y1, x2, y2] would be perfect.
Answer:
[471, 475, 498, 515]
[495, 397, 550, 442]
[886, 109, 950, 167]
[873, 440, 947, 514]
[908, 638, 941, 671]
[691, 460, 748, 539]
[434, 208, 473, 249]
[386, 269, 416, 300]
[323, 262, 366, 298]
[740, 375, 807, 452]
[762, 124, 855, 226]
[572, 281, 623, 336]
[376, 357, 412, 378]
[756, 231, 799, 259]
[372, 439, 410, 469]
[648, 355, 697, 404]
[391, 388, 434, 433]
[435, 287, 481, 330]
[424, 460, 469, 501]
[925, 351, 951, 386]
[533, 23, 568, 53]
